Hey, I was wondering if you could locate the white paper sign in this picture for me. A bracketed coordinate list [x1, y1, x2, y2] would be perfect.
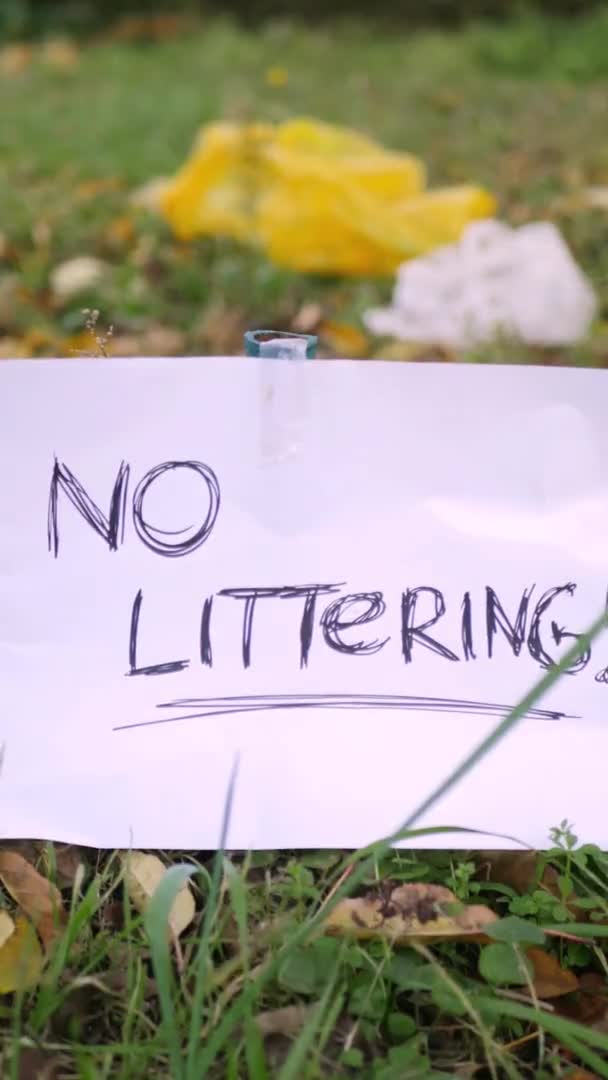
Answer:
[2, 355, 608, 850]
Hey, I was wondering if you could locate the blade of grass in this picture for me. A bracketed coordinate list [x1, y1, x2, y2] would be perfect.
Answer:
[542, 923, 608, 938]
[194, 825, 497, 1072]
[244, 1013, 270, 1080]
[144, 863, 198, 1080]
[479, 995, 608, 1078]
[415, 943, 514, 1080]
[224, 857, 250, 975]
[314, 985, 346, 1066]
[186, 755, 239, 1080]
[30, 875, 101, 1029]
[278, 966, 344, 1080]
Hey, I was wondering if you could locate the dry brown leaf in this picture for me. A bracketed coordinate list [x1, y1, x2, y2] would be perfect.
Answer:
[50, 844, 86, 889]
[0, 850, 65, 950]
[476, 851, 561, 897]
[40, 38, 79, 71]
[0, 841, 41, 865]
[109, 14, 190, 42]
[141, 325, 186, 356]
[324, 882, 497, 945]
[122, 852, 195, 937]
[475, 851, 587, 921]
[14, 842, 87, 890]
[105, 333, 142, 358]
[526, 946, 578, 1000]
[14, 1046, 63, 1079]
[558, 972, 608, 1029]
[0, 916, 43, 993]
[291, 302, 322, 334]
[0, 44, 32, 77]
[255, 1004, 315, 1037]
[0, 337, 32, 360]
[194, 302, 245, 354]
[75, 177, 122, 201]
[106, 325, 186, 358]
[583, 186, 608, 211]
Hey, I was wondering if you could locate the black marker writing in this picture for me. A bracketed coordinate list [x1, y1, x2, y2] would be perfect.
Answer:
[49, 457, 220, 558]
[486, 586, 533, 658]
[281, 583, 343, 668]
[127, 589, 190, 676]
[219, 584, 344, 668]
[320, 591, 389, 656]
[461, 591, 476, 661]
[528, 583, 590, 674]
[48, 458, 130, 557]
[132, 461, 220, 558]
[200, 596, 213, 668]
[401, 587, 459, 663]
[594, 591, 608, 682]
[113, 693, 575, 733]
[219, 586, 286, 668]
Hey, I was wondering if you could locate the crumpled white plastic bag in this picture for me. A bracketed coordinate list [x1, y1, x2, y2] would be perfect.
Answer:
[364, 219, 597, 348]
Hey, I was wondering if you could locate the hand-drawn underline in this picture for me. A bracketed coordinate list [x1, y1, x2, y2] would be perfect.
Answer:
[113, 693, 575, 733]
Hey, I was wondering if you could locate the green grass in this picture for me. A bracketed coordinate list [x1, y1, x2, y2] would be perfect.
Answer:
[6, 830, 608, 1076]
[1, 8, 608, 359]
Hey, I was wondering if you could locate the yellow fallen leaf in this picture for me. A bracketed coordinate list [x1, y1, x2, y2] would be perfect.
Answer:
[0, 851, 64, 950]
[102, 215, 135, 250]
[324, 882, 497, 945]
[265, 65, 289, 88]
[372, 341, 443, 362]
[22, 328, 57, 355]
[0, 337, 31, 360]
[319, 320, 369, 358]
[122, 853, 195, 937]
[0, 911, 15, 950]
[0, 916, 43, 993]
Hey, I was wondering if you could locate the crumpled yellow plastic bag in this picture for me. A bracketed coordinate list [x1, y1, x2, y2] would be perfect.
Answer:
[160, 118, 496, 276]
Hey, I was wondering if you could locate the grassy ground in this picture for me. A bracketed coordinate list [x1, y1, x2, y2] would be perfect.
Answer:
[1, 9, 608, 360]
[5, 829, 608, 1077]
[4, 9, 608, 1078]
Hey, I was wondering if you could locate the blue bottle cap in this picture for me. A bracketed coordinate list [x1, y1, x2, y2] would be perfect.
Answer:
[244, 330, 317, 358]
